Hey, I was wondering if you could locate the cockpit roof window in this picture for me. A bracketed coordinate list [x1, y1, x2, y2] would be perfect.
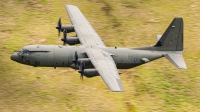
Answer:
[18, 49, 29, 55]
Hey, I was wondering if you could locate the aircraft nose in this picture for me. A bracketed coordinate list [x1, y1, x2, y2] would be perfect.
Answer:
[11, 54, 19, 62]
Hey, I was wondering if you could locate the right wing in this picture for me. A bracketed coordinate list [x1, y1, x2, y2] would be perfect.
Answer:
[85, 48, 124, 92]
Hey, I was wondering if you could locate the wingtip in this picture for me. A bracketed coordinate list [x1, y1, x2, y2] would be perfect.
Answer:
[65, 4, 77, 7]
[178, 66, 187, 69]
[111, 89, 124, 92]
[178, 63, 187, 69]
[111, 91, 124, 92]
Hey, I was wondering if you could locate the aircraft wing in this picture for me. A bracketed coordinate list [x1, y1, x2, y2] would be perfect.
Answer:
[65, 5, 124, 91]
[85, 48, 124, 92]
[65, 5, 105, 46]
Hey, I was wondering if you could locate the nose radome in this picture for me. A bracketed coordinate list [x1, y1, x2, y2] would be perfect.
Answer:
[11, 54, 19, 62]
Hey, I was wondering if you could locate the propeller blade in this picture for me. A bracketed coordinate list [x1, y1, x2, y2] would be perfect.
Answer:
[59, 18, 61, 26]
[63, 29, 66, 38]
[80, 75, 82, 81]
[56, 18, 62, 37]
[78, 61, 85, 81]
[63, 42, 66, 46]
[63, 29, 67, 45]
[72, 51, 78, 68]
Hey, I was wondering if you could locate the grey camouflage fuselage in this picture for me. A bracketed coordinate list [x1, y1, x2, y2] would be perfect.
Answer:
[11, 45, 163, 69]
[11, 18, 186, 71]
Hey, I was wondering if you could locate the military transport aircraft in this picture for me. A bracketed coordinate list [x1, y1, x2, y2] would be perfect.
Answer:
[11, 5, 187, 92]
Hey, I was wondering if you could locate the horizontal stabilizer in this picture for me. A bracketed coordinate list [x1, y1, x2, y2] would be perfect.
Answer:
[164, 53, 187, 69]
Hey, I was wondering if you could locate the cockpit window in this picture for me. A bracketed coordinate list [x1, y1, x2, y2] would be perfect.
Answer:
[18, 49, 29, 55]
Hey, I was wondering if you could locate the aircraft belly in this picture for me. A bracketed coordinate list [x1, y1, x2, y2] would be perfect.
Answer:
[117, 63, 141, 69]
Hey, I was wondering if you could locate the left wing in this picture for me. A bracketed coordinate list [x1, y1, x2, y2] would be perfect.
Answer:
[65, 5, 105, 46]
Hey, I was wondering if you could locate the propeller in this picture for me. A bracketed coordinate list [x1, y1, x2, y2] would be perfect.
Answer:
[78, 61, 85, 81]
[61, 29, 67, 45]
[56, 18, 62, 37]
[72, 51, 78, 68]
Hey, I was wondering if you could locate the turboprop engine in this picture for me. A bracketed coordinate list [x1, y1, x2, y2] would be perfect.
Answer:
[56, 18, 80, 45]
[78, 61, 99, 80]
[70, 51, 99, 80]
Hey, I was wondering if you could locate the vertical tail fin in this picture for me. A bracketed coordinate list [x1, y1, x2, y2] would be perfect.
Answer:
[154, 18, 187, 69]
[154, 18, 183, 51]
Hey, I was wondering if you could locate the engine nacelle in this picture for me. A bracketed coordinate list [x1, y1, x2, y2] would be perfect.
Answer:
[70, 58, 91, 69]
[83, 69, 99, 78]
[61, 25, 74, 33]
[78, 58, 91, 65]
[66, 37, 80, 45]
